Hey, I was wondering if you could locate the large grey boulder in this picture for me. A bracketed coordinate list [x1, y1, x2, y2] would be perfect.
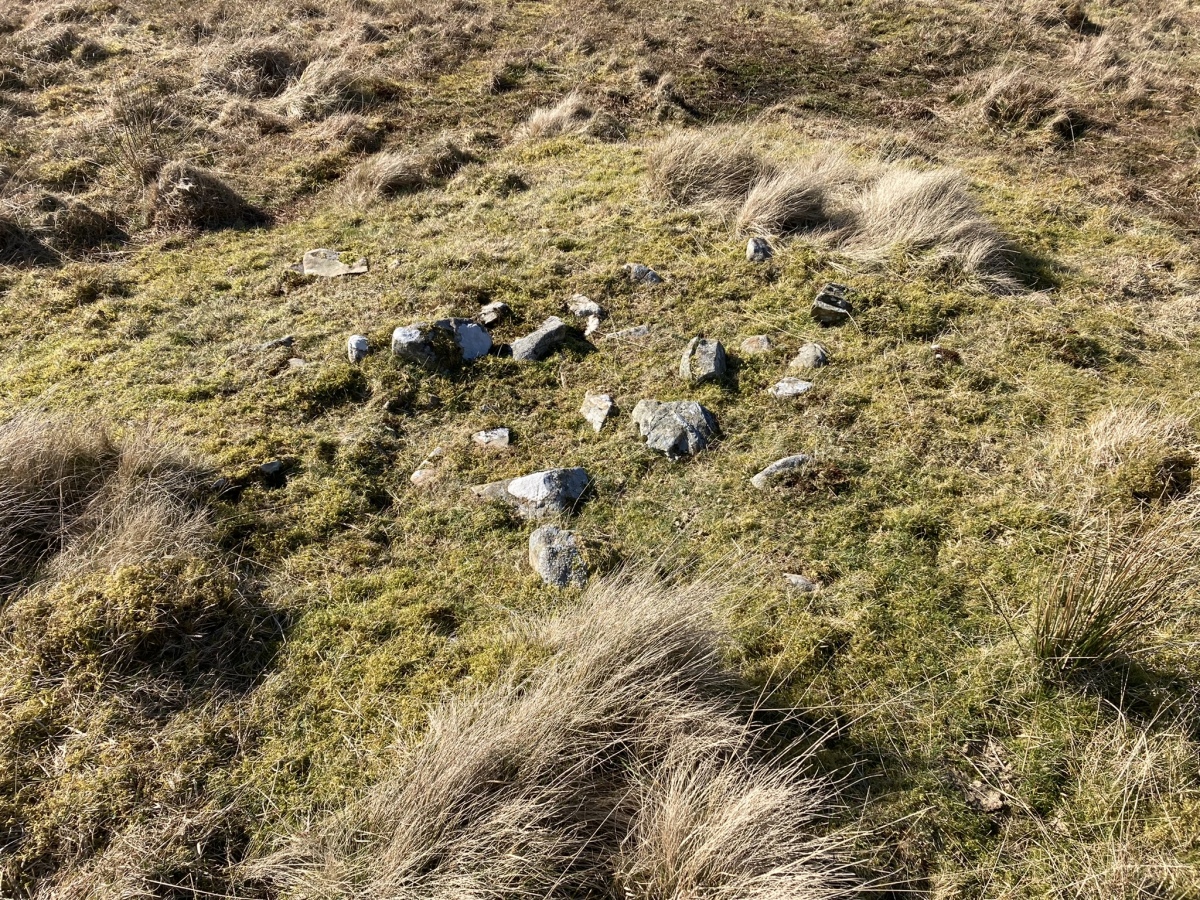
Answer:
[473, 466, 589, 519]
[680, 337, 726, 384]
[436, 317, 492, 360]
[632, 399, 718, 459]
[750, 454, 810, 489]
[529, 525, 588, 587]
[512, 316, 568, 362]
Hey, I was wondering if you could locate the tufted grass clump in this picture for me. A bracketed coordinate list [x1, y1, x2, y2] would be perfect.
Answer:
[251, 575, 856, 900]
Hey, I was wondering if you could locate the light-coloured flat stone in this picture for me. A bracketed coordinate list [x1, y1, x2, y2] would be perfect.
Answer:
[303, 248, 368, 277]
[472, 427, 511, 449]
[769, 377, 814, 398]
[581, 392, 614, 432]
[751, 454, 811, 489]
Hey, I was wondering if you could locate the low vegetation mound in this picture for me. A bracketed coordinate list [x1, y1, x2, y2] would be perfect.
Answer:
[253, 576, 854, 899]
[147, 161, 265, 231]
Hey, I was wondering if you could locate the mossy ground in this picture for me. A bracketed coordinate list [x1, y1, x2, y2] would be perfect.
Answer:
[3, 0, 1200, 895]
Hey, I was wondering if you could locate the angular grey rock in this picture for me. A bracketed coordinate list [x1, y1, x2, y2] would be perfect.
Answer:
[473, 467, 589, 518]
[811, 282, 852, 326]
[391, 324, 441, 367]
[624, 263, 663, 285]
[347, 334, 369, 363]
[751, 454, 811, 489]
[258, 460, 283, 478]
[302, 248, 368, 277]
[472, 427, 511, 449]
[789, 342, 829, 370]
[740, 335, 774, 355]
[783, 573, 819, 592]
[680, 337, 726, 384]
[581, 392, 614, 433]
[529, 525, 588, 587]
[602, 324, 651, 342]
[746, 237, 772, 262]
[632, 399, 718, 459]
[568, 294, 603, 318]
[478, 301, 510, 326]
[511, 316, 568, 362]
[769, 377, 814, 398]
[436, 317, 492, 361]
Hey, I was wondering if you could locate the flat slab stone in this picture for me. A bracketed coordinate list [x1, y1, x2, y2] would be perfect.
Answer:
[581, 392, 614, 432]
[474, 467, 589, 519]
[751, 454, 811, 489]
[512, 316, 568, 362]
[811, 282, 852, 325]
[680, 337, 726, 384]
[568, 294, 603, 318]
[347, 334, 369, 362]
[302, 248, 368, 277]
[472, 427, 511, 449]
[529, 525, 587, 587]
[769, 378, 814, 398]
[632, 399, 718, 459]
[789, 342, 829, 370]
[478, 301, 510, 326]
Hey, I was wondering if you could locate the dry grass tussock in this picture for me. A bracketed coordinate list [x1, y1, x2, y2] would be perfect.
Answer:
[516, 91, 625, 142]
[337, 138, 476, 206]
[0, 414, 211, 597]
[251, 575, 857, 899]
[202, 39, 304, 99]
[148, 161, 264, 230]
[1031, 502, 1200, 674]
[649, 128, 1014, 287]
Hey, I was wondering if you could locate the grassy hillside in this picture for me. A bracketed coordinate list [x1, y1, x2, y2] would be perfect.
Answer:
[2, 0, 1200, 896]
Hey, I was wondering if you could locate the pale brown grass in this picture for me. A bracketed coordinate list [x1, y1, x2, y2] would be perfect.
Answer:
[250, 574, 856, 899]
[647, 128, 770, 206]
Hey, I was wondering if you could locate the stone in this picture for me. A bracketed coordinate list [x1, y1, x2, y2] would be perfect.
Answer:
[511, 316, 569, 361]
[528, 525, 588, 587]
[584, 315, 601, 338]
[581, 392, 615, 432]
[623, 263, 663, 285]
[783, 573, 820, 592]
[347, 334, 369, 363]
[568, 294, 603, 318]
[632, 399, 718, 459]
[680, 337, 726, 384]
[789, 342, 829, 370]
[302, 248, 368, 277]
[472, 427, 511, 449]
[410, 447, 444, 486]
[811, 282, 852, 326]
[478, 301, 510, 326]
[506, 467, 589, 518]
[751, 454, 811, 489]
[602, 324, 651, 342]
[746, 237, 772, 262]
[255, 335, 294, 351]
[436, 317, 492, 361]
[391, 324, 442, 368]
[769, 377, 814, 398]
[287, 357, 309, 370]
[257, 460, 283, 478]
[740, 335, 774, 355]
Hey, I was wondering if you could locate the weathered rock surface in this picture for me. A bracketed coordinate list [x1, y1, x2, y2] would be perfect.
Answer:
[746, 237, 772, 262]
[436, 317, 492, 361]
[477, 301, 510, 326]
[811, 282, 852, 326]
[472, 427, 511, 449]
[529, 525, 587, 587]
[769, 377, 814, 398]
[512, 316, 568, 362]
[624, 263, 663, 285]
[391, 324, 451, 367]
[632, 400, 718, 459]
[581, 392, 614, 432]
[347, 334, 369, 363]
[602, 324, 651, 342]
[680, 337, 726, 384]
[740, 335, 774, 355]
[751, 454, 811, 489]
[302, 248, 368, 277]
[568, 294, 603, 318]
[474, 467, 589, 518]
[783, 573, 819, 592]
[789, 342, 829, 370]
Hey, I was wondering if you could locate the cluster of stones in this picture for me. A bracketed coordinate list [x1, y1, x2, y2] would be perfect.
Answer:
[333, 254, 846, 591]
